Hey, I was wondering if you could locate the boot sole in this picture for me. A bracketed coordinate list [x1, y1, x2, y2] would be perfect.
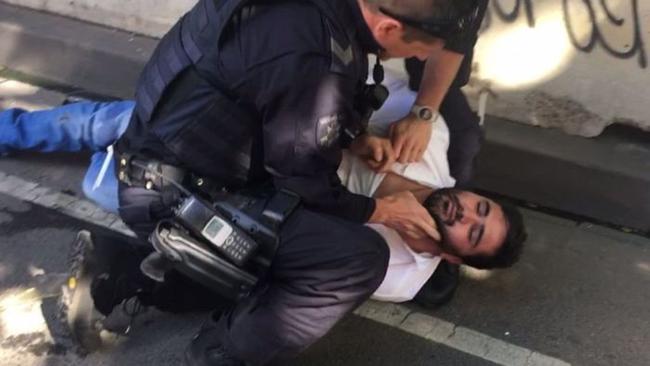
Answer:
[53, 230, 104, 354]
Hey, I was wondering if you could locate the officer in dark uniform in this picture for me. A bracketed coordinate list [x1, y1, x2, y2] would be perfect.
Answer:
[404, 0, 489, 188]
[62, 0, 475, 365]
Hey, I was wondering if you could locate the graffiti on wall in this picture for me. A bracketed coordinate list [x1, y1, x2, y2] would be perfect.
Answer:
[483, 0, 647, 68]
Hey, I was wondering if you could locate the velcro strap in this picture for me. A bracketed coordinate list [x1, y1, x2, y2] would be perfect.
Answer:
[262, 190, 301, 227]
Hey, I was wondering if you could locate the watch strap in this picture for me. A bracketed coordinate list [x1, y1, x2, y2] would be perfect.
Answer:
[410, 104, 438, 123]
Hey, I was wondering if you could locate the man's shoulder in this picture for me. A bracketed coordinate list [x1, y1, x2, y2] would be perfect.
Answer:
[237, 1, 330, 59]
[234, 0, 360, 75]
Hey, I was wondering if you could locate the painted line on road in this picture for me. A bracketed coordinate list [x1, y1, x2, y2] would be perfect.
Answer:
[0, 171, 571, 366]
[0, 170, 135, 237]
[354, 301, 570, 366]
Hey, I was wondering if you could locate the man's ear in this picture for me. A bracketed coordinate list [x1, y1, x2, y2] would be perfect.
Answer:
[376, 18, 402, 38]
[440, 253, 463, 265]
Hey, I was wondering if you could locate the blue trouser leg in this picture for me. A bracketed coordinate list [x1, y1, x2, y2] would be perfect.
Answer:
[83, 152, 120, 213]
[0, 100, 134, 153]
[0, 100, 135, 212]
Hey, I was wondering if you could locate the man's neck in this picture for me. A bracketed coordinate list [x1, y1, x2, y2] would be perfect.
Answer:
[372, 171, 435, 203]
[403, 235, 443, 256]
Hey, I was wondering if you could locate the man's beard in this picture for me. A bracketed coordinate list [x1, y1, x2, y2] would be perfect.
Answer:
[424, 188, 463, 255]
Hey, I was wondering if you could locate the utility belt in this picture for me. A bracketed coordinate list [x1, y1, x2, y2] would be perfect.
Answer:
[116, 152, 300, 300]
[117, 153, 222, 200]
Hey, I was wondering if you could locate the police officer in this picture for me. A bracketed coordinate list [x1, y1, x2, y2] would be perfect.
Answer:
[63, 0, 476, 364]
[401, 0, 489, 188]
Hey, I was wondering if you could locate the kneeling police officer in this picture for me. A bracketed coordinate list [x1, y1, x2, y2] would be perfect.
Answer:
[60, 0, 481, 364]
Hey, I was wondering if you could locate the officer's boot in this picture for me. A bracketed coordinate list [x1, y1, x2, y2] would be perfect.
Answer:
[413, 260, 460, 308]
[57, 230, 154, 353]
[184, 312, 245, 366]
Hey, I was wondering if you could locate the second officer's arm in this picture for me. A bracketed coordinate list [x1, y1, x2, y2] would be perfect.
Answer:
[391, 0, 489, 163]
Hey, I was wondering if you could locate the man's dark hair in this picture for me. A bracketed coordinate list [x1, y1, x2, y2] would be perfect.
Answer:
[367, 0, 478, 42]
[461, 201, 527, 270]
[423, 189, 527, 270]
[367, 0, 470, 23]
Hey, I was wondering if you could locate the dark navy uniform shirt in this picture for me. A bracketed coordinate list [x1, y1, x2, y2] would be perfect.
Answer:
[210, 0, 380, 223]
[444, 0, 488, 55]
[404, 0, 488, 91]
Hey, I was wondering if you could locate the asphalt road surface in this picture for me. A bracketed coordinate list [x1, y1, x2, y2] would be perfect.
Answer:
[1, 80, 649, 366]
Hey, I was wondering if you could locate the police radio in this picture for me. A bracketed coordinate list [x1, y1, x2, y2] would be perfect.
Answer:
[175, 196, 258, 266]
[147, 194, 273, 300]
[145, 187, 299, 300]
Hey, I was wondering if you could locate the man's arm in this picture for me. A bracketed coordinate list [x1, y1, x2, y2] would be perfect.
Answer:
[414, 51, 465, 114]
[390, 0, 489, 164]
[390, 51, 464, 164]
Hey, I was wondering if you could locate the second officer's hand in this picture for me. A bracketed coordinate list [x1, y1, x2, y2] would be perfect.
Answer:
[350, 134, 396, 173]
[370, 191, 441, 242]
[389, 114, 432, 164]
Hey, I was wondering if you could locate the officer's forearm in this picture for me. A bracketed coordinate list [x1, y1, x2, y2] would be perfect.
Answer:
[415, 50, 465, 110]
[368, 191, 419, 225]
[369, 191, 440, 240]
[273, 175, 376, 223]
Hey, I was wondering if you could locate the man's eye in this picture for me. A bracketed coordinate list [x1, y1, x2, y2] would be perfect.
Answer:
[470, 226, 479, 245]
[470, 225, 484, 247]
[478, 200, 489, 217]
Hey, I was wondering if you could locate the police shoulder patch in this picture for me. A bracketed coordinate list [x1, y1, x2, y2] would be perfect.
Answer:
[331, 37, 353, 66]
[317, 113, 343, 148]
[329, 35, 355, 75]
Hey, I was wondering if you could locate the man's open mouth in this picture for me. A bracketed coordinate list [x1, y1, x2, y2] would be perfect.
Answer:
[439, 192, 462, 226]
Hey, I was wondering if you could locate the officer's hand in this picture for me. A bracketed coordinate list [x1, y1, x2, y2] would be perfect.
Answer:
[350, 135, 396, 173]
[389, 114, 433, 164]
[370, 191, 440, 241]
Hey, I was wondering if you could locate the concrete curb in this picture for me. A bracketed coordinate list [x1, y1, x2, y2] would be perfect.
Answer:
[476, 119, 650, 233]
[0, 2, 156, 99]
[1, 2, 648, 233]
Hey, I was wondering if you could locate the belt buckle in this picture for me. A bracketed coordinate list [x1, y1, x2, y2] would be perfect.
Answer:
[117, 153, 134, 185]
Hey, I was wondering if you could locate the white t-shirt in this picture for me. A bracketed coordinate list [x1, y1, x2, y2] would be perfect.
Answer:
[336, 69, 455, 303]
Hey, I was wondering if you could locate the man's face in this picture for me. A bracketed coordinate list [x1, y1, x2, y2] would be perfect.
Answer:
[372, 20, 445, 61]
[426, 189, 507, 260]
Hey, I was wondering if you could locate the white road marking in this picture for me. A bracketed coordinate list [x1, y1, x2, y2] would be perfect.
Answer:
[0, 171, 571, 366]
[0, 170, 135, 237]
[354, 302, 571, 366]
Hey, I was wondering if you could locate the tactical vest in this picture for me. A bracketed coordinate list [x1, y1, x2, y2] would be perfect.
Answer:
[116, 0, 367, 189]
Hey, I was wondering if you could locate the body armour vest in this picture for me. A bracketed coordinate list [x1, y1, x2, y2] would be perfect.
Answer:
[116, 0, 368, 189]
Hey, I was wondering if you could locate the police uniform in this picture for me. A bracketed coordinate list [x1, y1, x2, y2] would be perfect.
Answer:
[405, 0, 489, 188]
[113, 0, 389, 364]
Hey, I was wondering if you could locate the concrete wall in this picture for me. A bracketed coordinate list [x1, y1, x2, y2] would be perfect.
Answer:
[3, 0, 649, 136]
[465, 0, 650, 137]
[1, 0, 195, 38]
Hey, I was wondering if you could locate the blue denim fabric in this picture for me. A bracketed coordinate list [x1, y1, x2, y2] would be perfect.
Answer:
[0, 101, 134, 212]
[0, 101, 134, 152]
[83, 151, 121, 213]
